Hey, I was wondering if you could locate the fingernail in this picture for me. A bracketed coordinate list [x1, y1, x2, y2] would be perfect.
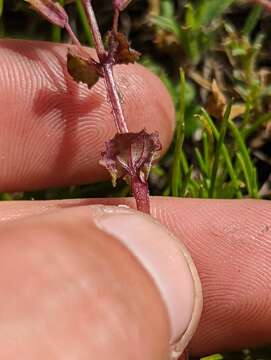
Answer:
[92, 205, 202, 354]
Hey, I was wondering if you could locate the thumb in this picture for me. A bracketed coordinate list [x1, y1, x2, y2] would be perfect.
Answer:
[0, 205, 202, 360]
[92, 205, 203, 358]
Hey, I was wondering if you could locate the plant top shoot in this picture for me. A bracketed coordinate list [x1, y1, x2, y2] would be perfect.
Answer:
[25, 0, 162, 214]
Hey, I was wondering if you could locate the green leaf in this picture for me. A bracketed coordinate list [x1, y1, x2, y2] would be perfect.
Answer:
[51, 0, 65, 42]
[229, 120, 258, 198]
[243, 5, 263, 37]
[201, 109, 242, 198]
[209, 102, 232, 198]
[200, 353, 224, 360]
[0, 0, 4, 18]
[195, 147, 208, 177]
[197, 0, 234, 28]
[171, 69, 186, 196]
[151, 15, 181, 37]
[75, 0, 93, 46]
[244, 112, 271, 138]
[185, 3, 197, 30]
[161, 0, 174, 18]
[67, 50, 101, 89]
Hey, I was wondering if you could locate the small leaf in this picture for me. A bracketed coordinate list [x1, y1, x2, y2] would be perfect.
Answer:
[113, 0, 132, 11]
[206, 80, 226, 119]
[109, 31, 140, 65]
[100, 130, 162, 187]
[25, 0, 68, 28]
[206, 80, 245, 120]
[229, 103, 245, 120]
[67, 49, 101, 89]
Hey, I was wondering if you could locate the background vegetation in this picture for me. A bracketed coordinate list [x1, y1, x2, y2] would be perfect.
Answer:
[0, 0, 270, 359]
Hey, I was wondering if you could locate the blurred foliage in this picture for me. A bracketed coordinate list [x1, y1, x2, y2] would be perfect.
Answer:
[151, 0, 234, 65]
[0, 0, 271, 359]
[1, 0, 271, 199]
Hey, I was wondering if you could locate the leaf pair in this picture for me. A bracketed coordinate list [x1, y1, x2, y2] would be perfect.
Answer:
[25, 0, 140, 89]
[25, 0, 161, 214]
[67, 31, 140, 89]
[100, 130, 162, 187]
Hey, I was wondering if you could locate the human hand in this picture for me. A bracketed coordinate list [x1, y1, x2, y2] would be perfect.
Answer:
[0, 39, 270, 359]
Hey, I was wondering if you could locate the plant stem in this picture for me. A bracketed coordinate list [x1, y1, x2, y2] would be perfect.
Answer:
[75, 0, 93, 46]
[80, 0, 128, 134]
[131, 175, 150, 214]
[113, 8, 120, 33]
[103, 64, 129, 133]
[81, 0, 106, 57]
[65, 23, 81, 46]
[81, 0, 150, 213]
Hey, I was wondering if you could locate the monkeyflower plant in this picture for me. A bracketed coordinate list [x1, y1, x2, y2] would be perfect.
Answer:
[24, 0, 162, 214]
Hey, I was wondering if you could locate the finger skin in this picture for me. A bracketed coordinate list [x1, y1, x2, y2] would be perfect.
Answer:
[0, 39, 174, 191]
[0, 207, 170, 359]
[0, 198, 270, 355]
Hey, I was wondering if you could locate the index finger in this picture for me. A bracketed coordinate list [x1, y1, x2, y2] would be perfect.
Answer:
[0, 39, 174, 192]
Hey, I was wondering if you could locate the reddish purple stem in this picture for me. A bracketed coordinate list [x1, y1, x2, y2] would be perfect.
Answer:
[80, 0, 150, 213]
[65, 23, 81, 46]
[103, 64, 128, 133]
[131, 175, 150, 214]
[81, 0, 128, 134]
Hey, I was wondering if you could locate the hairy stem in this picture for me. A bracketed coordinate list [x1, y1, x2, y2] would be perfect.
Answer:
[80, 0, 128, 134]
[103, 64, 129, 133]
[81, 0, 106, 57]
[113, 8, 120, 33]
[80, 0, 150, 213]
[65, 23, 81, 46]
[131, 176, 150, 214]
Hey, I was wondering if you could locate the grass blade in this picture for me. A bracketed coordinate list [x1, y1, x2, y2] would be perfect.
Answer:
[171, 68, 186, 196]
[180, 165, 193, 196]
[195, 147, 208, 177]
[0, 0, 4, 18]
[209, 102, 232, 197]
[243, 5, 263, 37]
[236, 152, 252, 196]
[202, 132, 210, 174]
[243, 112, 271, 138]
[197, 0, 234, 27]
[201, 108, 242, 198]
[76, 0, 93, 46]
[51, 0, 64, 42]
[229, 120, 258, 198]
